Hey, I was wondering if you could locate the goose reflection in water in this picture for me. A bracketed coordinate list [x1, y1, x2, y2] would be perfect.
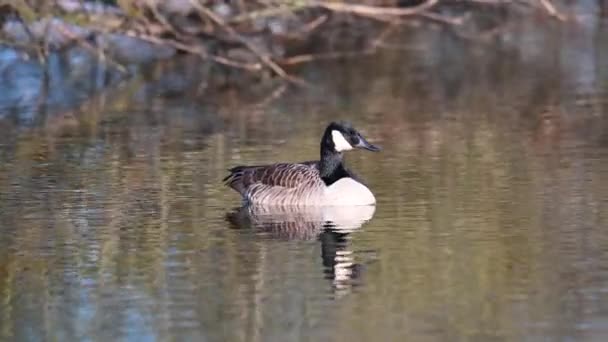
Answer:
[226, 205, 376, 296]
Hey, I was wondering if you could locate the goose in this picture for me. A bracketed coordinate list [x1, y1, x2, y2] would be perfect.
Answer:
[223, 121, 380, 206]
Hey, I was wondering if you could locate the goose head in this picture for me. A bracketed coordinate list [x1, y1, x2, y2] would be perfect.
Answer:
[322, 121, 381, 153]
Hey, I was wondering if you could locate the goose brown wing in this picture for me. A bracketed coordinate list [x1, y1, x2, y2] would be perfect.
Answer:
[223, 162, 321, 195]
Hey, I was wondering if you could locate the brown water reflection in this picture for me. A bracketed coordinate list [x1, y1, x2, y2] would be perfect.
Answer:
[1, 18, 608, 342]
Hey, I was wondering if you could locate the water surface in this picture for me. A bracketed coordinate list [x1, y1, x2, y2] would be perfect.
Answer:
[1, 15, 608, 342]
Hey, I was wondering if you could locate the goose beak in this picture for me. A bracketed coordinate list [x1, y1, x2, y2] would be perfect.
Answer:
[356, 135, 381, 152]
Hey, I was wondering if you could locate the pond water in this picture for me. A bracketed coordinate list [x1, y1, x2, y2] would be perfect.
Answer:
[1, 14, 608, 342]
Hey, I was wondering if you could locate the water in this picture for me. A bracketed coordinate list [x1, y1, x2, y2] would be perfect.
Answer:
[1, 15, 608, 341]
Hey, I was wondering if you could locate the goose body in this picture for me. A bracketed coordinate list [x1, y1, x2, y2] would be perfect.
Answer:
[223, 122, 380, 206]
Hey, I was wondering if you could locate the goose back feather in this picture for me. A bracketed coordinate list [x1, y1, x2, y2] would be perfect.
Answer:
[223, 162, 326, 205]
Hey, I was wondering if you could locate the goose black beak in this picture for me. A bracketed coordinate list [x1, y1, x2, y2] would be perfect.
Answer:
[356, 135, 381, 152]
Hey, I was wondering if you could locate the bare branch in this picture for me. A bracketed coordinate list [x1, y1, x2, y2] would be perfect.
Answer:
[316, 0, 439, 18]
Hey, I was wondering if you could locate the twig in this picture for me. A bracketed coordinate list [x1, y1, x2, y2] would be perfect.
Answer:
[252, 83, 288, 109]
[374, 42, 420, 51]
[300, 14, 329, 34]
[279, 49, 375, 66]
[146, 0, 176, 32]
[315, 0, 439, 18]
[370, 18, 402, 48]
[538, 0, 567, 21]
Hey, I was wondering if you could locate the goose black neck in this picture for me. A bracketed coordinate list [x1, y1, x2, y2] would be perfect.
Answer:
[319, 132, 348, 185]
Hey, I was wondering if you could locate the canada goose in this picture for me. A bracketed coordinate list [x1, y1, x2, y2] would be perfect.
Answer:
[223, 121, 380, 206]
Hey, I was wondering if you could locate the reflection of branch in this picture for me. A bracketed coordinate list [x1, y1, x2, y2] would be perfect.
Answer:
[419, 12, 467, 26]
[278, 20, 403, 66]
[279, 50, 375, 66]
[123, 32, 263, 71]
[464, 0, 567, 21]
[54, 22, 129, 74]
[189, 0, 308, 86]
[278, 13, 412, 67]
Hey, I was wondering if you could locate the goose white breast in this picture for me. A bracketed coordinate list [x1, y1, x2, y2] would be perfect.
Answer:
[324, 178, 376, 205]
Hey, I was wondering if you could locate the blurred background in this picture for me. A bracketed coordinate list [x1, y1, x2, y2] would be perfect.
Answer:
[0, 1, 607, 341]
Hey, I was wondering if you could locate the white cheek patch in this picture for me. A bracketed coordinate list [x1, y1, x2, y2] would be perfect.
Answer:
[332, 130, 353, 151]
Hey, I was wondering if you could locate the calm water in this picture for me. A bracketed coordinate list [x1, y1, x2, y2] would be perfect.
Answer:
[1, 15, 608, 342]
